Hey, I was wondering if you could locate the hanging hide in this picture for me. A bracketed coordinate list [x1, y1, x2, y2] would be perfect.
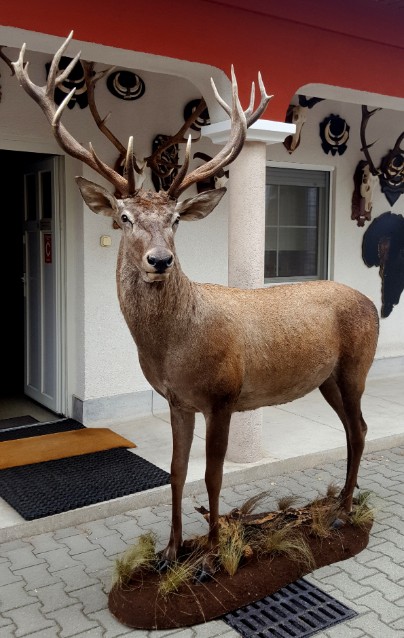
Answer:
[319, 114, 350, 156]
[45, 56, 88, 109]
[362, 211, 404, 317]
[106, 70, 145, 100]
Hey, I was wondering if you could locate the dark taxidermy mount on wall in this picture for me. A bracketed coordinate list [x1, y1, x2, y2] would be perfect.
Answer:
[184, 99, 210, 131]
[319, 114, 350, 156]
[0, 46, 15, 102]
[106, 70, 145, 101]
[362, 211, 404, 317]
[45, 56, 89, 108]
[150, 134, 179, 192]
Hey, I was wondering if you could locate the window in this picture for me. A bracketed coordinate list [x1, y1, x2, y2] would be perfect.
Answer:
[265, 167, 329, 283]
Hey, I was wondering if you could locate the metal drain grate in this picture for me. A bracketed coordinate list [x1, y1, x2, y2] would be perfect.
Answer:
[223, 578, 357, 637]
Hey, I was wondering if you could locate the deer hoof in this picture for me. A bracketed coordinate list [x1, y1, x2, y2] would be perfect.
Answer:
[194, 565, 213, 583]
[331, 517, 345, 530]
[156, 558, 171, 573]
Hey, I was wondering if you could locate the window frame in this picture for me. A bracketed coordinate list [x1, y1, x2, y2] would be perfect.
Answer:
[264, 162, 333, 285]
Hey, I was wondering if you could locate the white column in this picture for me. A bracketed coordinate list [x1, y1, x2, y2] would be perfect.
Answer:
[202, 119, 295, 463]
[226, 141, 266, 462]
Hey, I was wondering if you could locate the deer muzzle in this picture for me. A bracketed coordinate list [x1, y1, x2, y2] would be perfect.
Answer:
[143, 248, 174, 282]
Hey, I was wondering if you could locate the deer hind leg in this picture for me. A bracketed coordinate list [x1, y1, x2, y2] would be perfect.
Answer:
[197, 406, 232, 581]
[319, 375, 367, 513]
[159, 406, 195, 569]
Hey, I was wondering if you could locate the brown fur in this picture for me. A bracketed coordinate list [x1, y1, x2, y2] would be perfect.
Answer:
[77, 177, 379, 570]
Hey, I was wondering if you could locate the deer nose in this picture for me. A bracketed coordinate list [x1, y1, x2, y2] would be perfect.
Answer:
[146, 250, 174, 273]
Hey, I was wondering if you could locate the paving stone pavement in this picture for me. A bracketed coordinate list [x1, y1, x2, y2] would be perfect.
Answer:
[0, 444, 403, 637]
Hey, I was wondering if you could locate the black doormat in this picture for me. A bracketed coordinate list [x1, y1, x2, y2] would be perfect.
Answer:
[223, 578, 357, 637]
[0, 415, 39, 431]
[0, 418, 171, 520]
[0, 418, 84, 442]
[0, 447, 171, 520]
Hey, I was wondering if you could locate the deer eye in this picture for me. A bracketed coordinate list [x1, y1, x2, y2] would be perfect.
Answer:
[173, 216, 180, 227]
[121, 214, 130, 224]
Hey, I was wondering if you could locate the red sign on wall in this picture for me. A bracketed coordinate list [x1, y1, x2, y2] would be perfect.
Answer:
[44, 233, 52, 264]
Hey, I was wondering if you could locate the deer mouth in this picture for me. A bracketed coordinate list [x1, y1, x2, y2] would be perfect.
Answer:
[143, 271, 171, 283]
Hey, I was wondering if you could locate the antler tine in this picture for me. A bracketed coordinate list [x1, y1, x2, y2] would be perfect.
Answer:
[167, 136, 192, 198]
[169, 65, 272, 198]
[360, 105, 382, 176]
[13, 32, 129, 196]
[125, 136, 137, 195]
[246, 71, 273, 127]
[46, 30, 75, 94]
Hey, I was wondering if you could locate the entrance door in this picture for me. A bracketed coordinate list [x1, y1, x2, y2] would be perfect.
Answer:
[23, 156, 63, 413]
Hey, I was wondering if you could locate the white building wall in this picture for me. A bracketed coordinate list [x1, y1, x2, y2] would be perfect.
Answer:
[1, 43, 403, 419]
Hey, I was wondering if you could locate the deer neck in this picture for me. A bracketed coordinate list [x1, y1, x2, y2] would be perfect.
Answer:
[116, 245, 196, 349]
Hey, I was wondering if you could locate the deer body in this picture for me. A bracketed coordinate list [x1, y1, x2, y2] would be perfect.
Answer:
[118, 258, 376, 414]
[13, 32, 379, 577]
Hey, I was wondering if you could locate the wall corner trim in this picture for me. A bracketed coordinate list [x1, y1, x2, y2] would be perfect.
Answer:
[203, 119, 295, 145]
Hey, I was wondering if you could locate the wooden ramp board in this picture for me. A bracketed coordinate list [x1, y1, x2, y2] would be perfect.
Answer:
[0, 428, 136, 469]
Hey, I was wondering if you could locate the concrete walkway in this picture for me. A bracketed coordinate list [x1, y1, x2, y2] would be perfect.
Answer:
[1, 441, 404, 637]
[0, 359, 404, 636]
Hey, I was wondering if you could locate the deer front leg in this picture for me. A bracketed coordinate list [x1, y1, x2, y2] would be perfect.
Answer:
[197, 407, 232, 581]
[158, 406, 195, 570]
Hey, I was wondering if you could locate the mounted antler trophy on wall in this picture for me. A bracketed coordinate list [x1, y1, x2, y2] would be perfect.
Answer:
[352, 105, 404, 226]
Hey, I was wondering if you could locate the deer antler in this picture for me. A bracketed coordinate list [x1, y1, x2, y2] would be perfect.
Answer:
[13, 32, 272, 200]
[81, 60, 145, 194]
[13, 31, 130, 196]
[167, 66, 272, 198]
[360, 105, 382, 176]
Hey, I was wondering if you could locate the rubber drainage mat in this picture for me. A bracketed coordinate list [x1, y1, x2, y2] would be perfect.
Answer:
[223, 578, 357, 637]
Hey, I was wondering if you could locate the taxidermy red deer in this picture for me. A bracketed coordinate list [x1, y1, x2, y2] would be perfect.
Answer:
[14, 33, 379, 579]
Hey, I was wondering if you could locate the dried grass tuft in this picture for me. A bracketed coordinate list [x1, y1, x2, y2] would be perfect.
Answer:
[158, 554, 201, 597]
[256, 525, 315, 571]
[112, 532, 156, 588]
[351, 491, 375, 529]
[277, 495, 300, 511]
[219, 520, 250, 576]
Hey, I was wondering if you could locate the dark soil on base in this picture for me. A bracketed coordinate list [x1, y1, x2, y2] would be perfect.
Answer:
[109, 519, 371, 630]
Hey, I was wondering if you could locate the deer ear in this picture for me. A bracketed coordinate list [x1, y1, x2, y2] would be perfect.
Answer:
[75, 177, 119, 217]
[175, 187, 227, 221]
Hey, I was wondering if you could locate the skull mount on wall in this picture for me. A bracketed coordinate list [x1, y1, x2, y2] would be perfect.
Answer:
[351, 159, 379, 227]
[283, 95, 324, 154]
